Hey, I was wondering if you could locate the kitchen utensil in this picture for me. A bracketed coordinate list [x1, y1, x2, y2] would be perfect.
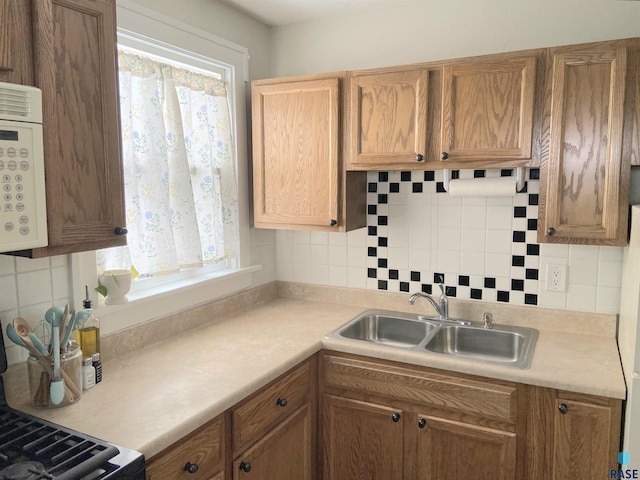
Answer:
[59, 304, 69, 345]
[61, 311, 77, 350]
[28, 332, 49, 357]
[50, 323, 64, 405]
[44, 306, 64, 349]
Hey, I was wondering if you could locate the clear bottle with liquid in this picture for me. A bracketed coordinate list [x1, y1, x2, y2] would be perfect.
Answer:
[78, 286, 101, 357]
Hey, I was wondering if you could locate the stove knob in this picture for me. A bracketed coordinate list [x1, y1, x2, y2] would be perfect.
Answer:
[184, 462, 199, 474]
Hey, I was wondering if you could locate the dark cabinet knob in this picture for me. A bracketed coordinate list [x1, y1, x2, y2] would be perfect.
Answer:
[114, 226, 128, 236]
[547, 227, 556, 236]
[184, 462, 199, 474]
[276, 398, 288, 407]
[416, 153, 424, 162]
[391, 412, 401, 422]
[440, 152, 449, 160]
[418, 418, 427, 429]
[558, 403, 568, 414]
[239, 461, 252, 473]
[330, 219, 337, 227]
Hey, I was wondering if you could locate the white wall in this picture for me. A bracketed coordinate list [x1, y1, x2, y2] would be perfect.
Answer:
[271, 0, 640, 76]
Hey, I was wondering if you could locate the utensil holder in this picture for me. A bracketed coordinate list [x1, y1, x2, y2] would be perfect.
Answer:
[27, 341, 83, 408]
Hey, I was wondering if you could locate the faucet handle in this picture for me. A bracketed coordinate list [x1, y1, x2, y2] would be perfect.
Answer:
[437, 282, 446, 297]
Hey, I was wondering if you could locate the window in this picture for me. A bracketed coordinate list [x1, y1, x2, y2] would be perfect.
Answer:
[97, 46, 239, 278]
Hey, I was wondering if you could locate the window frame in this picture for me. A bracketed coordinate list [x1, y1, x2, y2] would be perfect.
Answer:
[72, 0, 253, 336]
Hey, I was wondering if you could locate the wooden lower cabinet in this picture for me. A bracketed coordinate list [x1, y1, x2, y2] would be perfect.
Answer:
[323, 395, 404, 480]
[416, 414, 516, 480]
[232, 403, 314, 480]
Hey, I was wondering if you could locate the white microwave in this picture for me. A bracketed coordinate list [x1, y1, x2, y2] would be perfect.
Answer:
[0, 82, 48, 253]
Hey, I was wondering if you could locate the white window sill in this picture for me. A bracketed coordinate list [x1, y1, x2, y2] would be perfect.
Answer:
[72, 252, 261, 337]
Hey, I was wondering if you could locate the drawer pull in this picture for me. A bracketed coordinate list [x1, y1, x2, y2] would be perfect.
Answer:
[184, 462, 199, 474]
[114, 226, 128, 235]
[441, 152, 449, 160]
[418, 418, 427, 429]
[276, 398, 288, 407]
[239, 461, 252, 473]
[391, 412, 401, 422]
[416, 153, 424, 162]
[558, 403, 568, 414]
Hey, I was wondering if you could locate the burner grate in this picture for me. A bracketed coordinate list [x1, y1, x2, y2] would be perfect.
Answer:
[0, 411, 119, 480]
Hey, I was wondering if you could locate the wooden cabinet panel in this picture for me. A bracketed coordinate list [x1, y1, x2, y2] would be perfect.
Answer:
[440, 56, 536, 162]
[146, 415, 225, 480]
[323, 394, 404, 480]
[416, 415, 516, 480]
[233, 404, 314, 480]
[349, 70, 428, 167]
[323, 354, 517, 422]
[551, 397, 620, 480]
[252, 77, 340, 229]
[0, 0, 34, 85]
[28, 0, 126, 257]
[539, 44, 629, 245]
[233, 359, 312, 453]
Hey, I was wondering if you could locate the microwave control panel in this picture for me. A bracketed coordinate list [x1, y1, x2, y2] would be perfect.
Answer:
[0, 121, 47, 252]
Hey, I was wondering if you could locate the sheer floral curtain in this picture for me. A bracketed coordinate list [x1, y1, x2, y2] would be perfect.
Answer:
[97, 50, 239, 277]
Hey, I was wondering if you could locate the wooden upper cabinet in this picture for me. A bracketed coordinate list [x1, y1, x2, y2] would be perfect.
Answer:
[252, 77, 341, 230]
[348, 69, 428, 167]
[539, 44, 630, 245]
[0, 0, 34, 85]
[26, 0, 126, 257]
[440, 56, 536, 162]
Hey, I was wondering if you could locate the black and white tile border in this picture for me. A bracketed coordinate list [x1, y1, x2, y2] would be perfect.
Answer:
[366, 168, 541, 305]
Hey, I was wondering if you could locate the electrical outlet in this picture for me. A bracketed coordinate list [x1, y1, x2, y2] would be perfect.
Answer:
[546, 263, 568, 292]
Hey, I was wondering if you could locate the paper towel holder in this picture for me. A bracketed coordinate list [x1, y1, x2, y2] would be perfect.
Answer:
[442, 167, 527, 193]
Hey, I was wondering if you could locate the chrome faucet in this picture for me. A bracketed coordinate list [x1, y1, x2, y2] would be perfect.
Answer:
[408, 283, 470, 326]
[408, 283, 449, 320]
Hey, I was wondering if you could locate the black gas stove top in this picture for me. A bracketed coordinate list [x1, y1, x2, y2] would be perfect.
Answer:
[0, 329, 144, 480]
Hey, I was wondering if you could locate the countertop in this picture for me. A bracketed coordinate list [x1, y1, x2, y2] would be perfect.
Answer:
[2, 296, 626, 460]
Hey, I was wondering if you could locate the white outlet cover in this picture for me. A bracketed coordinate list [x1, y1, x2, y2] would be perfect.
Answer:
[546, 263, 568, 292]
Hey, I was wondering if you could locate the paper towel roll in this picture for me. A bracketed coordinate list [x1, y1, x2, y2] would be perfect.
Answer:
[447, 177, 517, 197]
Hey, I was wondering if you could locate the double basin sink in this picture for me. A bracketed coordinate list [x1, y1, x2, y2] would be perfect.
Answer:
[325, 310, 538, 369]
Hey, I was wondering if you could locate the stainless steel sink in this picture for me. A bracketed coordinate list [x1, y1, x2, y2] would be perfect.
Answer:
[338, 312, 438, 347]
[424, 324, 538, 369]
[325, 309, 538, 369]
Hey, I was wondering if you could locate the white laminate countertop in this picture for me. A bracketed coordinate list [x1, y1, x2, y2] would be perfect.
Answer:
[2, 297, 626, 459]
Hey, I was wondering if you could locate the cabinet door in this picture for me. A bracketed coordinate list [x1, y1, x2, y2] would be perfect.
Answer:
[416, 415, 516, 480]
[30, 0, 126, 257]
[441, 56, 536, 162]
[0, 0, 34, 85]
[252, 78, 340, 230]
[349, 70, 428, 167]
[323, 395, 404, 480]
[552, 398, 619, 480]
[539, 45, 628, 245]
[233, 403, 314, 480]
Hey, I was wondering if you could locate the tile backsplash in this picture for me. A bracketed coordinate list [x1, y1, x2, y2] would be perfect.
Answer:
[276, 168, 623, 314]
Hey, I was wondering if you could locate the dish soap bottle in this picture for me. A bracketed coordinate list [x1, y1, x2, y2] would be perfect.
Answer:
[77, 285, 101, 357]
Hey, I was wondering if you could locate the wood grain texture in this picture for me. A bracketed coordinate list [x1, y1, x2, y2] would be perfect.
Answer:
[522, 385, 555, 479]
[323, 394, 404, 480]
[252, 77, 340, 229]
[540, 43, 629, 245]
[146, 415, 225, 480]
[349, 69, 428, 166]
[441, 56, 536, 161]
[323, 355, 517, 423]
[415, 414, 516, 480]
[232, 358, 313, 454]
[0, 0, 34, 85]
[30, 0, 125, 257]
[232, 404, 314, 480]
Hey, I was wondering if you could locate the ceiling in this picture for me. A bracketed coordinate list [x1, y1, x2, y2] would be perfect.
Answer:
[218, 0, 418, 26]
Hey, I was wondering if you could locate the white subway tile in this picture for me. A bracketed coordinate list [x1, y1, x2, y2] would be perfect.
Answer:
[347, 228, 367, 247]
[485, 253, 511, 278]
[328, 245, 348, 266]
[293, 230, 310, 244]
[0, 256, 15, 273]
[388, 247, 409, 270]
[510, 291, 525, 305]
[596, 286, 621, 314]
[539, 243, 570, 257]
[461, 252, 485, 275]
[310, 264, 329, 285]
[17, 271, 52, 307]
[293, 243, 311, 264]
[462, 205, 487, 229]
[436, 250, 460, 273]
[16, 257, 50, 273]
[486, 229, 512, 254]
[486, 206, 512, 230]
[597, 260, 623, 288]
[566, 284, 597, 312]
[439, 205, 462, 229]
[599, 246, 624, 262]
[389, 192, 409, 206]
[292, 263, 311, 283]
[347, 267, 366, 289]
[347, 247, 366, 267]
[411, 248, 431, 272]
[569, 245, 597, 259]
[0, 275, 18, 311]
[366, 277, 378, 290]
[51, 267, 72, 302]
[310, 245, 329, 265]
[568, 257, 598, 286]
[437, 228, 462, 251]
[537, 286, 567, 309]
[329, 232, 348, 246]
[276, 262, 294, 282]
[462, 229, 486, 252]
[310, 231, 329, 245]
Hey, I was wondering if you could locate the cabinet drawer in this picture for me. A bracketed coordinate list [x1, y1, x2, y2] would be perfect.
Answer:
[146, 415, 224, 480]
[233, 360, 313, 453]
[323, 355, 517, 423]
